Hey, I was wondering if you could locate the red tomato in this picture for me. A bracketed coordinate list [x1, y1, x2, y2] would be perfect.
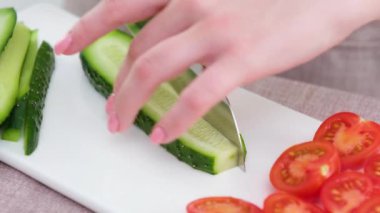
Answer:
[187, 197, 262, 213]
[270, 141, 340, 197]
[263, 192, 324, 213]
[372, 189, 380, 196]
[354, 197, 380, 213]
[364, 154, 380, 187]
[313, 112, 380, 169]
[321, 171, 373, 213]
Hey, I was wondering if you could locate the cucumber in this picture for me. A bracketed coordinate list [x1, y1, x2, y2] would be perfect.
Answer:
[19, 30, 39, 98]
[0, 23, 31, 125]
[2, 30, 39, 142]
[80, 30, 239, 174]
[24, 41, 55, 155]
[127, 20, 148, 36]
[0, 8, 16, 54]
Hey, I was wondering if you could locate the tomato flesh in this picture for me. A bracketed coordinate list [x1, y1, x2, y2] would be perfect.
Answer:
[314, 112, 380, 169]
[187, 197, 262, 213]
[364, 154, 380, 187]
[270, 141, 340, 197]
[355, 197, 380, 213]
[321, 171, 373, 213]
[263, 192, 324, 213]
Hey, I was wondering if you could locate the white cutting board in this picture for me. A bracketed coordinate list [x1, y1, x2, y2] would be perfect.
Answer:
[0, 4, 322, 212]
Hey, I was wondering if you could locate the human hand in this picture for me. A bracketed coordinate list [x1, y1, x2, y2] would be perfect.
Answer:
[55, 0, 380, 144]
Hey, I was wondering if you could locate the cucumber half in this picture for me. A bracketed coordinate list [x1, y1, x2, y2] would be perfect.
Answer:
[0, 7, 16, 54]
[0, 23, 31, 124]
[80, 30, 240, 174]
[24, 41, 55, 155]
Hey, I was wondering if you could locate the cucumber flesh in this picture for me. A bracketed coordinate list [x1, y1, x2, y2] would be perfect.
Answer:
[80, 30, 239, 174]
[0, 8, 16, 54]
[19, 30, 39, 98]
[0, 23, 31, 124]
[144, 83, 238, 173]
[24, 41, 55, 155]
[1, 30, 39, 142]
[126, 20, 148, 36]
[81, 30, 131, 85]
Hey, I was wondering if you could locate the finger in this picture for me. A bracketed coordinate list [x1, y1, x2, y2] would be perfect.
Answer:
[112, 0, 196, 95]
[150, 59, 244, 144]
[113, 28, 211, 132]
[55, 0, 168, 55]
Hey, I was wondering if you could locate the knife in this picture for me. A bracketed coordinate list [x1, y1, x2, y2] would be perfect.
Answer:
[170, 68, 247, 171]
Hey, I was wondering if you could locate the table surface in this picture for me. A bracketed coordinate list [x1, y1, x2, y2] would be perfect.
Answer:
[1, 2, 380, 212]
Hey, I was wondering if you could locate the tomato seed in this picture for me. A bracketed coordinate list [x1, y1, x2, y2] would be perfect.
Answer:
[333, 123, 341, 129]
[331, 189, 340, 195]
[343, 183, 351, 190]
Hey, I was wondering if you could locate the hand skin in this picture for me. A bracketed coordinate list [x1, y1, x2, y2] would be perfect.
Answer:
[55, 0, 380, 144]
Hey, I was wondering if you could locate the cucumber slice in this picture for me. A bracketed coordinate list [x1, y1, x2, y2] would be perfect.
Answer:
[0, 8, 16, 54]
[1, 96, 27, 142]
[0, 23, 31, 125]
[19, 30, 39, 98]
[2, 30, 39, 142]
[126, 20, 148, 36]
[24, 41, 55, 155]
[80, 30, 239, 174]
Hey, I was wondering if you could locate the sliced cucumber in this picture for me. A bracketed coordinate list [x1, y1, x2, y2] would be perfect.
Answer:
[0, 8, 16, 54]
[2, 30, 39, 142]
[80, 30, 239, 174]
[19, 30, 39, 98]
[127, 20, 148, 36]
[24, 41, 55, 155]
[0, 23, 31, 125]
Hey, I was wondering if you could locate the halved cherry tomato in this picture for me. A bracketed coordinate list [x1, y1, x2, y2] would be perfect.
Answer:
[270, 141, 340, 197]
[321, 171, 373, 213]
[263, 192, 324, 213]
[364, 154, 380, 187]
[354, 197, 380, 213]
[373, 189, 380, 196]
[186, 197, 262, 213]
[313, 112, 380, 169]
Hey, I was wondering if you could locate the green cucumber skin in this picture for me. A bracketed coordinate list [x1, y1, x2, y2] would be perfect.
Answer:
[1, 96, 27, 142]
[0, 8, 16, 54]
[24, 42, 55, 155]
[80, 54, 217, 174]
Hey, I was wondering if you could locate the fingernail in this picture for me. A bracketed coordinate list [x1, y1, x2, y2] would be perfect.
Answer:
[150, 127, 166, 144]
[108, 113, 120, 133]
[106, 93, 116, 115]
[55, 34, 72, 55]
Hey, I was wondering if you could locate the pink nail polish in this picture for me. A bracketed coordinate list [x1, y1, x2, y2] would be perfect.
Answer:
[150, 127, 166, 144]
[108, 113, 120, 133]
[55, 34, 72, 55]
[106, 93, 116, 115]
